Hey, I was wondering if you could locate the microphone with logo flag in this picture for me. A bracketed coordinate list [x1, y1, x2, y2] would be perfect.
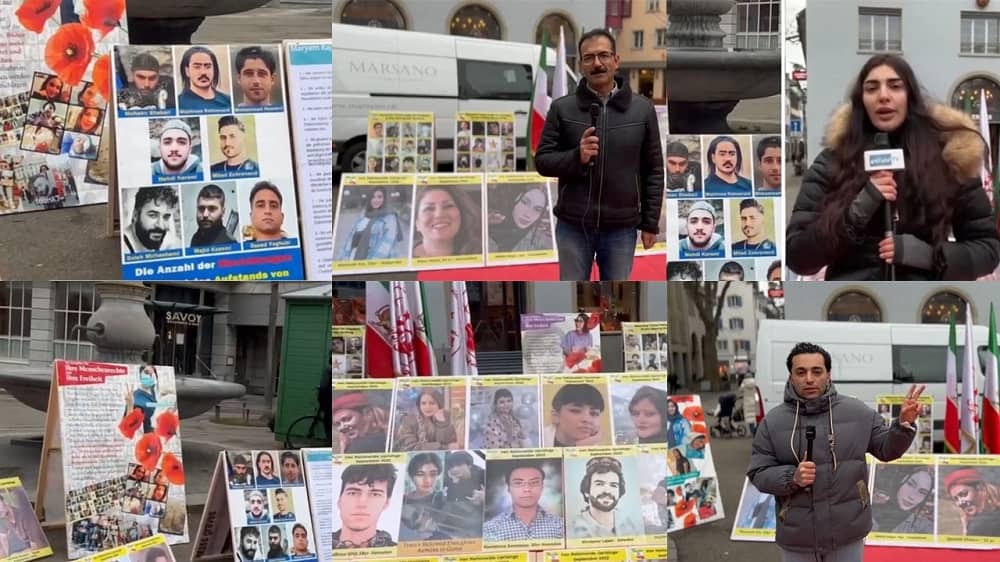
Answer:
[863, 133, 905, 280]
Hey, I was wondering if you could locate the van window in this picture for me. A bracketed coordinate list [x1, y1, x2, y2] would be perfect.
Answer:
[891, 344, 989, 383]
[458, 60, 533, 101]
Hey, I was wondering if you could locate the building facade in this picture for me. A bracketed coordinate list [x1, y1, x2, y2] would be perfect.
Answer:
[609, 0, 667, 103]
[806, 0, 1000, 166]
[0, 282, 327, 395]
[716, 281, 760, 375]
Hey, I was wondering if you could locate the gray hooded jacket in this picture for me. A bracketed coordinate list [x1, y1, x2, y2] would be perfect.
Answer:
[746, 381, 915, 553]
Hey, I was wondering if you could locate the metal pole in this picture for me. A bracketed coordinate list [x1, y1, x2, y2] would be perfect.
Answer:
[264, 282, 279, 409]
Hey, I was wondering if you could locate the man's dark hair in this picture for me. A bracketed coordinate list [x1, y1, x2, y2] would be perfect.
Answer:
[578, 29, 617, 56]
[667, 262, 702, 280]
[132, 186, 178, 217]
[250, 181, 283, 205]
[552, 383, 605, 412]
[579, 457, 626, 501]
[707, 135, 743, 176]
[407, 452, 442, 478]
[268, 524, 281, 536]
[240, 526, 260, 540]
[719, 261, 744, 280]
[504, 460, 545, 486]
[235, 46, 277, 74]
[197, 183, 226, 204]
[292, 523, 307, 536]
[145, 548, 168, 562]
[218, 115, 245, 132]
[767, 260, 781, 279]
[786, 342, 832, 373]
[756, 136, 781, 161]
[445, 451, 474, 470]
[180, 46, 221, 90]
[739, 198, 764, 214]
[280, 451, 299, 467]
[340, 463, 397, 498]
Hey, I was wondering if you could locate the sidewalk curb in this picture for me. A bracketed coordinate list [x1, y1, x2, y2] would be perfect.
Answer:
[669, 536, 680, 561]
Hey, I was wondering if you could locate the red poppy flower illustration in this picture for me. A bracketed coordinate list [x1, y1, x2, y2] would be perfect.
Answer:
[81, 0, 125, 38]
[91, 53, 111, 101]
[44, 23, 96, 87]
[683, 512, 697, 528]
[135, 432, 163, 471]
[155, 411, 179, 442]
[15, 0, 59, 34]
[118, 408, 144, 439]
[161, 452, 185, 485]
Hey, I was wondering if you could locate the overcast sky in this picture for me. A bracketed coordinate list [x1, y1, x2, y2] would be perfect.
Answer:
[785, 0, 805, 70]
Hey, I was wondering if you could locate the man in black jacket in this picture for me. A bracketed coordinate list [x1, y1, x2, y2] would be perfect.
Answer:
[535, 30, 664, 280]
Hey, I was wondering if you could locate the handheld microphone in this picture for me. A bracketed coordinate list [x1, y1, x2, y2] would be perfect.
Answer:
[805, 426, 815, 462]
[863, 132, 904, 280]
[589, 103, 601, 169]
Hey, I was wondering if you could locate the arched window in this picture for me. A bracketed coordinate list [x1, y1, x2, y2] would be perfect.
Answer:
[951, 76, 1000, 124]
[536, 13, 577, 68]
[921, 291, 969, 325]
[339, 0, 407, 29]
[450, 4, 503, 40]
[825, 290, 882, 322]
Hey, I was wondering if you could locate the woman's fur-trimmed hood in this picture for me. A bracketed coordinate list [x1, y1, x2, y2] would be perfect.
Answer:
[824, 103, 985, 183]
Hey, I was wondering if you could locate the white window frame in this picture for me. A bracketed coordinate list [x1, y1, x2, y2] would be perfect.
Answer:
[858, 7, 903, 53]
[961, 12, 1000, 55]
[736, 0, 780, 51]
[0, 282, 32, 361]
[53, 282, 99, 361]
[656, 28, 667, 48]
[633, 30, 644, 49]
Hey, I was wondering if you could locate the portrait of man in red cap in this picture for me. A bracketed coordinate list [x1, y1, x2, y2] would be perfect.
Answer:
[942, 467, 1000, 537]
[333, 391, 390, 454]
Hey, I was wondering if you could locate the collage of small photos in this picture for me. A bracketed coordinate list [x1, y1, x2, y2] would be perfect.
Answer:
[223, 449, 319, 561]
[622, 322, 669, 372]
[21, 72, 107, 162]
[365, 112, 435, 173]
[73, 535, 177, 562]
[664, 395, 724, 532]
[455, 112, 517, 173]
[665, 134, 784, 284]
[876, 394, 934, 454]
[111, 43, 303, 275]
[331, 325, 365, 377]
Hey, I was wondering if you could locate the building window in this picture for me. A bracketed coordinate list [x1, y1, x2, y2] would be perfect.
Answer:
[734, 339, 752, 351]
[458, 59, 533, 101]
[468, 282, 526, 352]
[633, 30, 644, 49]
[727, 295, 743, 308]
[729, 318, 745, 330]
[647, 0, 661, 13]
[656, 28, 668, 48]
[0, 282, 32, 360]
[338, 0, 407, 29]
[718, 339, 729, 351]
[737, 0, 780, 50]
[536, 13, 578, 69]
[858, 7, 902, 52]
[575, 282, 640, 332]
[450, 4, 503, 40]
[921, 291, 969, 325]
[826, 290, 882, 322]
[961, 12, 1000, 55]
[53, 282, 100, 360]
[951, 76, 1000, 124]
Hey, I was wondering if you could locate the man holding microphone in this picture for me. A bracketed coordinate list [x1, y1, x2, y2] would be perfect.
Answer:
[748, 342, 923, 562]
[535, 30, 664, 280]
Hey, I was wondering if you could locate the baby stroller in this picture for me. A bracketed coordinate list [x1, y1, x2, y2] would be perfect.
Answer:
[710, 393, 749, 438]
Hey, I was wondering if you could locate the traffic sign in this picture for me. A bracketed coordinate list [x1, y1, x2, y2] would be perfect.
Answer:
[790, 119, 802, 134]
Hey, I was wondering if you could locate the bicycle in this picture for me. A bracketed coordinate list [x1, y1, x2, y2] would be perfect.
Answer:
[281, 387, 329, 449]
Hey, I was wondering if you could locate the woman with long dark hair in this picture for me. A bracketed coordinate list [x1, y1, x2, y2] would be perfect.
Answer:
[487, 184, 552, 252]
[787, 54, 999, 280]
[393, 389, 459, 451]
[628, 385, 669, 443]
[337, 187, 402, 260]
[871, 466, 934, 533]
[483, 388, 527, 449]
[412, 186, 482, 258]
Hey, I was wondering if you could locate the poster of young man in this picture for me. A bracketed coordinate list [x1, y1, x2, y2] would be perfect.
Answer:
[181, 182, 240, 255]
[867, 455, 936, 545]
[397, 451, 487, 556]
[367, 112, 434, 173]
[610, 374, 669, 445]
[936, 456, 1000, 546]
[563, 447, 645, 548]
[73, 535, 177, 562]
[875, 394, 934, 454]
[390, 378, 468, 453]
[333, 174, 415, 274]
[621, 323, 668, 373]
[120, 186, 184, 262]
[669, 199, 727, 261]
[231, 45, 285, 113]
[331, 453, 407, 560]
[112, 43, 304, 280]
[467, 375, 542, 451]
[332, 378, 394, 454]
[54, 361, 189, 559]
[484, 173, 557, 265]
[540, 376, 613, 449]
[729, 478, 776, 542]
[225, 449, 318, 561]
[752, 135, 782, 197]
[701, 135, 753, 198]
[454, 113, 515, 173]
[520, 313, 602, 374]
[667, 261, 704, 281]
[1, 6, 126, 215]
[411, 174, 485, 270]
[728, 198, 777, 258]
[704, 259, 756, 282]
[0, 477, 52, 561]
[331, 326, 367, 379]
[664, 135, 702, 199]
[482, 449, 565, 551]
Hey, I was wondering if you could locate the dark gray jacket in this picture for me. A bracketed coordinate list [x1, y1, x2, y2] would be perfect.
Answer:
[746, 381, 915, 553]
[535, 75, 664, 233]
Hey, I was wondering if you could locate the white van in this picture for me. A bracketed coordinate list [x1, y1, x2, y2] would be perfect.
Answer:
[332, 22, 579, 173]
[754, 319, 990, 447]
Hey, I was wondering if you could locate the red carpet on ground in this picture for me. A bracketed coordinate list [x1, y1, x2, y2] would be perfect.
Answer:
[865, 546, 998, 561]
[416, 254, 665, 281]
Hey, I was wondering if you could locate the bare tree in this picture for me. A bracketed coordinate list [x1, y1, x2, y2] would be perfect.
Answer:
[683, 281, 732, 392]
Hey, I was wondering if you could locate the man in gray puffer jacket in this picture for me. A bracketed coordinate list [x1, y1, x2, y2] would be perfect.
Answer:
[747, 342, 924, 561]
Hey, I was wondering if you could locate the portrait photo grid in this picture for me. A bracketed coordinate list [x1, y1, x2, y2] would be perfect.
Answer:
[621, 322, 670, 373]
[454, 112, 517, 174]
[111, 43, 304, 280]
[665, 134, 785, 283]
[365, 112, 434, 174]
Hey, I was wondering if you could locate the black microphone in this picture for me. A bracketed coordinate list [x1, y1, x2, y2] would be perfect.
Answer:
[805, 426, 815, 462]
[589, 103, 600, 169]
[864, 132, 903, 280]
